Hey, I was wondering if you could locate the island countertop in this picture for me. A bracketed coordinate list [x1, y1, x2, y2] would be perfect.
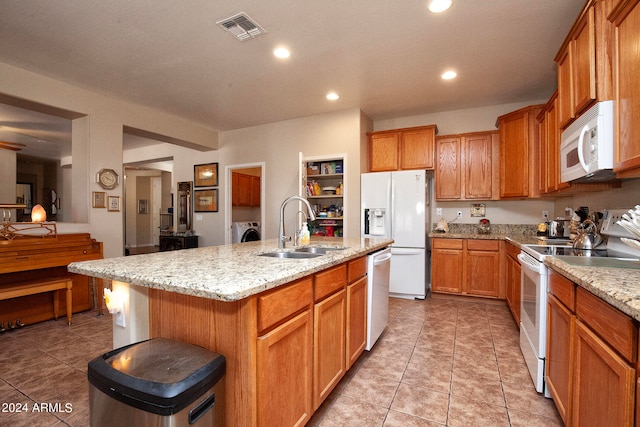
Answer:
[68, 237, 392, 302]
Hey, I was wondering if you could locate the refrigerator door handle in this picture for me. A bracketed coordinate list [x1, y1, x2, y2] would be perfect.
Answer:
[389, 178, 394, 239]
[390, 247, 424, 255]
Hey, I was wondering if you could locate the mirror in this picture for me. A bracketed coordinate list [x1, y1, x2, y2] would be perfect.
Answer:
[177, 181, 192, 232]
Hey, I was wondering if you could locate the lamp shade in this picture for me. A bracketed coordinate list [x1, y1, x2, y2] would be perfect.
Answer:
[31, 204, 47, 222]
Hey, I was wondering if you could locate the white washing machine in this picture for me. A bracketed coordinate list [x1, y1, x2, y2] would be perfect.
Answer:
[232, 222, 261, 243]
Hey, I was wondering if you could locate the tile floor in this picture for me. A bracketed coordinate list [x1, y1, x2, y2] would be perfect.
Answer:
[0, 294, 561, 426]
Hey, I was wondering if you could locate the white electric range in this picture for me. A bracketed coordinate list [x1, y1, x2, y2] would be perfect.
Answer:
[518, 209, 640, 397]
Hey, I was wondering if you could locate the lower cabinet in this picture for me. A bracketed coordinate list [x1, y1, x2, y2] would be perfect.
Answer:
[546, 270, 637, 427]
[432, 238, 501, 298]
[504, 241, 521, 325]
[257, 310, 314, 427]
[256, 256, 369, 424]
[313, 289, 346, 409]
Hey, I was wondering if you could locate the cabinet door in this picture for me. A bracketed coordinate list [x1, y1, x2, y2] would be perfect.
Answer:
[435, 136, 461, 200]
[557, 46, 574, 129]
[612, 0, 640, 177]
[499, 112, 530, 198]
[369, 132, 399, 172]
[400, 127, 435, 170]
[546, 294, 574, 426]
[346, 275, 367, 369]
[257, 309, 313, 427]
[431, 247, 463, 294]
[314, 289, 346, 409]
[464, 134, 493, 199]
[250, 176, 261, 207]
[572, 320, 635, 427]
[505, 254, 521, 325]
[231, 172, 240, 206]
[237, 173, 252, 206]
[572, 7, 596, 116]
[465, 246, 499, 298]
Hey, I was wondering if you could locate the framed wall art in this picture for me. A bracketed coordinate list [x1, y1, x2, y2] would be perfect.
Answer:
[138, 199, 149, 214]
[194, 163, 218, 187]
[107, 196, 120, 212]
[194, 189, 218, 212]
[92, 192, 106, 208]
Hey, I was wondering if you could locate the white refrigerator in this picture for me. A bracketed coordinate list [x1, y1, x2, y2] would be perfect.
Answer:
[361, 170, 429, 299]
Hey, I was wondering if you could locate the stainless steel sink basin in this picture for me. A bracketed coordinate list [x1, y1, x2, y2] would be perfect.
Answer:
[258, 251, 324, 259]
[295, 246, 348, 254]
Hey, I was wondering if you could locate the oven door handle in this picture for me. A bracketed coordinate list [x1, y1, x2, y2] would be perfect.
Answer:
[517, 253, 542, 274]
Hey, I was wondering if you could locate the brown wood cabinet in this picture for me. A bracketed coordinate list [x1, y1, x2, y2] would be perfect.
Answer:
[545, 270, 638, 427]
[346, 257, 367, 369]
[312, 263, 347, 409]
[149, 255, 370, 426]
[555, 0, 615, 129]
[232, 171, 261, 207]
[435, 131, 499, 200]
[503, 241, 521, 326]
[536, 92, 571, 195]
[431, 238, 502, 298]
[546, 272, 575, 425]
[367, 125, 437, 172]
[610, 0, 640, 178]
[497, 104, 544, 199]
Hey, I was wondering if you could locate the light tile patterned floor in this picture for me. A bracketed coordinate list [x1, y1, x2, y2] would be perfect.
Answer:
[0, 294, 562, 426]
[308, 294, 562, 426]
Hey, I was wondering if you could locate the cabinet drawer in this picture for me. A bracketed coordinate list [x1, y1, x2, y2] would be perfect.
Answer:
[432, 238, 463, 250]
[347, 257, 367, 283]
[576, 287, 637, 363]
[258, 276, 313, 333]
[548, 270, 575, 311]
[315, 264, 347, 302]
[466, 239, 499, 251]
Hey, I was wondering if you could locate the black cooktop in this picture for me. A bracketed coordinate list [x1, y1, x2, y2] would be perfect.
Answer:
[525, 245, 609, 257]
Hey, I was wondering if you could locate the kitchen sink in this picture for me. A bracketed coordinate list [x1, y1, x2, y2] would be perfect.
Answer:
[258, 251, 324, 259]
[294, 246, 348, 254]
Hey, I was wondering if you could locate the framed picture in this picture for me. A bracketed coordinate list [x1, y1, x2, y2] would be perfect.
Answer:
[107, 196, 120, 212]
[194, 189, 218, 212]
[138, 199, 149, 214]
[92, 191, 106, 208]
[194, 163, 218, 187]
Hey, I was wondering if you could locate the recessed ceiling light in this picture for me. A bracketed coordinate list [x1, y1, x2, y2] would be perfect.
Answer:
[428, 0, 453, 13]
[441, 70, 457, 80]
[273, 47, 290, 59]
[326, 92, 340, 101]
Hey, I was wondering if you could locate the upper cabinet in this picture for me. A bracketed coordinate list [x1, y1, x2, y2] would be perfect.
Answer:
[555, 0, 615, 129]
[435, 131, 499, 201]
[367, 125, 437, 172]
[537, 92, 570, 195]
[610, 0, 640, 178]
[497, 105, 544, 199]
[232, 172, 261, 207]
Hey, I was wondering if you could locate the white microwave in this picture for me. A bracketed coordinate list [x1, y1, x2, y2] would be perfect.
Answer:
[560, 100, 616, 183]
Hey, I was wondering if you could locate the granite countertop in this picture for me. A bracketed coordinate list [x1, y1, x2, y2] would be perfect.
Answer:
[428, 223, 640, 320]
[68, 237, 392, 302]
[545, 257, 640, 322]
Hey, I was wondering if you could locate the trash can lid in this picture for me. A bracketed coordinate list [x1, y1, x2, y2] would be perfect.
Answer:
[88, 338, 225, 416]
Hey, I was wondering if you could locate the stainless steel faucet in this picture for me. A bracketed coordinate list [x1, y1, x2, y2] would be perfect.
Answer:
[278, 196, 316, 249]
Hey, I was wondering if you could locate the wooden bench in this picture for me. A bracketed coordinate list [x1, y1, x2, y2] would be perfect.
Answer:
[0, 278, 73, 325]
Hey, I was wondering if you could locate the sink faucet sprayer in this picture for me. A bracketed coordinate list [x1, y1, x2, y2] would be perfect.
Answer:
[278, 196, 316, 249]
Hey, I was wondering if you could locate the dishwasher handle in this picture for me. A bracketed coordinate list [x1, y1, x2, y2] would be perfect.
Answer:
[373, 253, 392, 265]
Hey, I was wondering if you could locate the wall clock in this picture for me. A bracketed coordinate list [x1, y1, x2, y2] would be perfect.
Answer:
[96, 168, 119, 190]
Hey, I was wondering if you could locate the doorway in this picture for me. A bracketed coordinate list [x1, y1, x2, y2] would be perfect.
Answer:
[225, 162, 265, 244]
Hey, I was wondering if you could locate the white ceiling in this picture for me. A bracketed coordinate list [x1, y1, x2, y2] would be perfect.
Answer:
[0, 0, 584, 159]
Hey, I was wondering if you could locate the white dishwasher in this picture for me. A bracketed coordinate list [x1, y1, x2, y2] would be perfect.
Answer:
[366, 247, 391, 351]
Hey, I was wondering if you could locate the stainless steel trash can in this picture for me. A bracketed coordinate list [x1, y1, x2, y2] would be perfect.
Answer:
[88, 338, 225, 427]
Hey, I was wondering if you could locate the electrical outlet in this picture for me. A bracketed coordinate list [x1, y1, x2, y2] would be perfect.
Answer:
[114, 311, 126, 328]
[456, 211, 463, 218]
[436, 208, 443, 216]
[542, 210, 549, 220]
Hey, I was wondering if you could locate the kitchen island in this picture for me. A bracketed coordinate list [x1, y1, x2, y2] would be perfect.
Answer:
[69, 237, 392, 427]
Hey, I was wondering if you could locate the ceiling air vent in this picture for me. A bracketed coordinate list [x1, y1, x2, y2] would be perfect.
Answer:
[216, 13, 265, 41]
